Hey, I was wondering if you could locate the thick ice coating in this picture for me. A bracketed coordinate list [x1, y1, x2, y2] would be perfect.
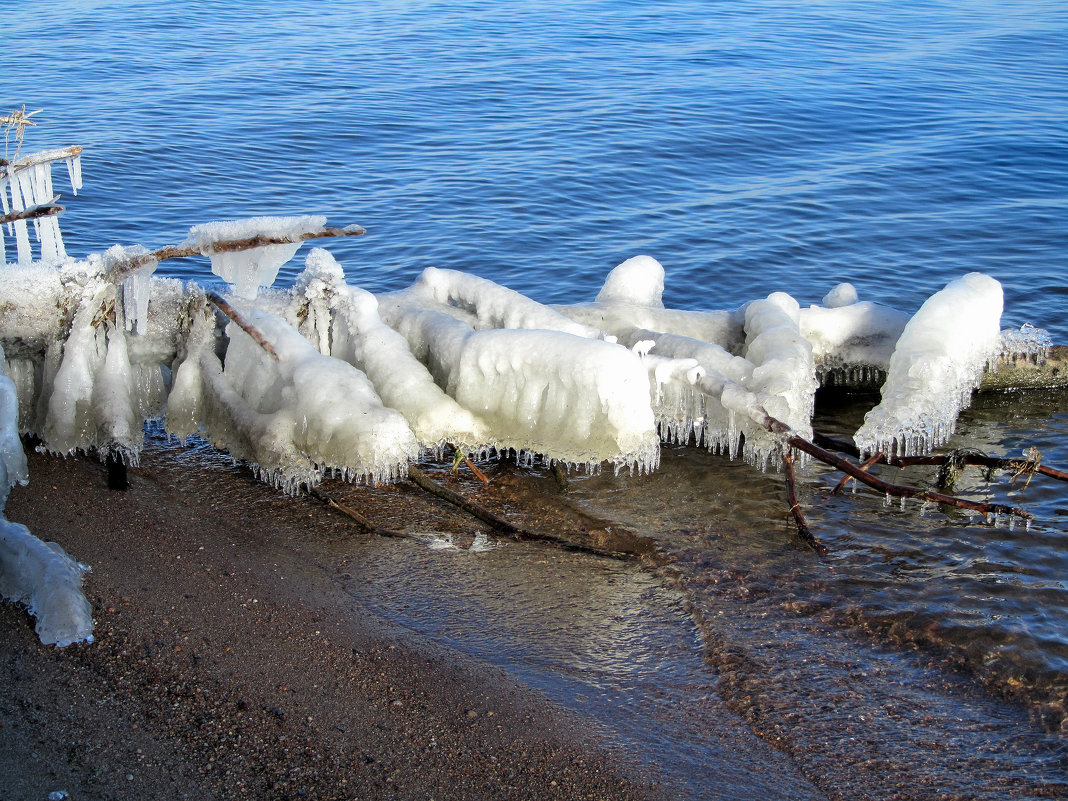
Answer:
[1, 147, 81, 266]
[179, 302, 420, 493]
[380, 281, 660, 472]
[289, 253, 494, 452]
[855, 273, 1004, 457]
[0, 518, 94, 647]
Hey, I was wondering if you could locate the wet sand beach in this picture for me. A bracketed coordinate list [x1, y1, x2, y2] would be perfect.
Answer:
[1, 444, 679, 801]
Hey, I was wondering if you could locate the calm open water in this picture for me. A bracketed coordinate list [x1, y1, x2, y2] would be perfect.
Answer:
[6, 1, 1068, 797]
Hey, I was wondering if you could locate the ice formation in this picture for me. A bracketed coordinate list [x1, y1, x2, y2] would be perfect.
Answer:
[0, 346, 93, 647]
[182, 215, 327, 300]
[1, 154, 1058, 646]
[172, 302, 420, 493]
[297, 251, 492, 451]
[799, 284, 909, 386]
[854, 273, 1005, 457]
[1, 147, 81, 266]
[380, 276, 661, 472]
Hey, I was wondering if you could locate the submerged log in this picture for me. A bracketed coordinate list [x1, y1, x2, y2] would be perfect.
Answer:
[979, 346, 1067, 391]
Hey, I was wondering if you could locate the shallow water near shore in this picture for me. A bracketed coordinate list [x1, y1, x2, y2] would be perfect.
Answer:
[145, 388, 1068, 798]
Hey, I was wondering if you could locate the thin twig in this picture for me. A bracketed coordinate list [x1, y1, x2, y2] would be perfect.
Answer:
[783, 449, 829, 556]
[0, 201, 62, 226]
[206, 292, 279, 361]
[307, 488, 410, 539]
[830, 451, 883, 496]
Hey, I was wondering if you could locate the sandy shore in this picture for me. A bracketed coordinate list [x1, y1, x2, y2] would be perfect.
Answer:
[1, 445, 672, 801]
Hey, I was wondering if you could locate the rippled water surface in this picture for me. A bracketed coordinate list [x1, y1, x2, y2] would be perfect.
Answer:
[7, 1, 1068, 797]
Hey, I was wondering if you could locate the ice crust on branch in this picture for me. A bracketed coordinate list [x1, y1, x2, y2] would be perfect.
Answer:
[854, 273, 1005, 457]
[1, 146, 81, 266]
[181, 302, 420, 494]
[297, 251, 492, 452]
[183, 216, 327, 300]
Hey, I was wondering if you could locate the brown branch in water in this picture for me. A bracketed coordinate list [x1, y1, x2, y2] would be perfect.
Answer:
[830, 451, 883, 496]
[783, 449, 828, 556]
[0, 201, 62, 225]
[812, 433, 1067, 484]
[889, 452, 1068, 483]
[206, 291, 279, 361]
[307, 488, 411, 540]
[406, 464, 652, 560]
[786, 434, 1034, 523]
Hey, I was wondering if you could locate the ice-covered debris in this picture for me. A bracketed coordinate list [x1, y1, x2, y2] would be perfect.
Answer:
[328, 281, 492, 450]
[448, 328, 660, 473]
[615, 327, 756, 455]
[415, 266, 601, 337]
[182, 215, 326, 300]
[0, 350, 92, 647]
[855, 273, 1004, 457]
[742, 292, 817, 459]
[291, 247, 346, 354]
[998, 323, 1052, 360]
[0, 516, 94, 646]
[561, 256, 745, 352]
[381, 287, 659, 472]
[799, 292, 909, 387]
[178, 303, 419, 493]
[1, 147, 80, 265]
[595, 255, 666, 307]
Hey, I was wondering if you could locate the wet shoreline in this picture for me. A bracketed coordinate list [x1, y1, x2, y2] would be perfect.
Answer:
[3, 421, 1067, 799]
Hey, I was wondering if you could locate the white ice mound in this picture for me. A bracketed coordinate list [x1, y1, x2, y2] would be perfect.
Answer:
[0, 350, 29, 503]
[560, 255, 745, 353]
[595, 255, 666, 307]
[380, 283, 660, 472]
[855, 273, 1004, 457]
[183, 215, 326, 300]
[177, 302, 419, 492]
[0, 349, 92, 648]
[740, 292, 817, 462]
[415, 266, 601, 337]
[449, 329, 660, 472]
[799, 286, 909, 386]
[0, 517, 94, 647]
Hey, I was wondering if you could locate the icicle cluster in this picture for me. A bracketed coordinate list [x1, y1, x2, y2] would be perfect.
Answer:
[1, 147, 81, 266]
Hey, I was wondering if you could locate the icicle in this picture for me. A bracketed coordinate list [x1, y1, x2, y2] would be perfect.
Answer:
[7, 166, 31, 264]
[65, 154, 82, 195]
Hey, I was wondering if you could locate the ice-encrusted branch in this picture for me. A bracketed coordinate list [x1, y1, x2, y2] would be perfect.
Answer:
[104, 221, 367, 285]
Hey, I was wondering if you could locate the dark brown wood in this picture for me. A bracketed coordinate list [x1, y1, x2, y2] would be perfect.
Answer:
[206, 292, 280, 361]
[0, 202, 63, 226]
[783, 449, 828, 556]
[786, 434, 1033, 523]
[830, 450, 883, 496]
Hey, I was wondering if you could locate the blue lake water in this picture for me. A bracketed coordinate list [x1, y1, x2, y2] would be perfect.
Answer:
[6, 1, 1068, 797]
